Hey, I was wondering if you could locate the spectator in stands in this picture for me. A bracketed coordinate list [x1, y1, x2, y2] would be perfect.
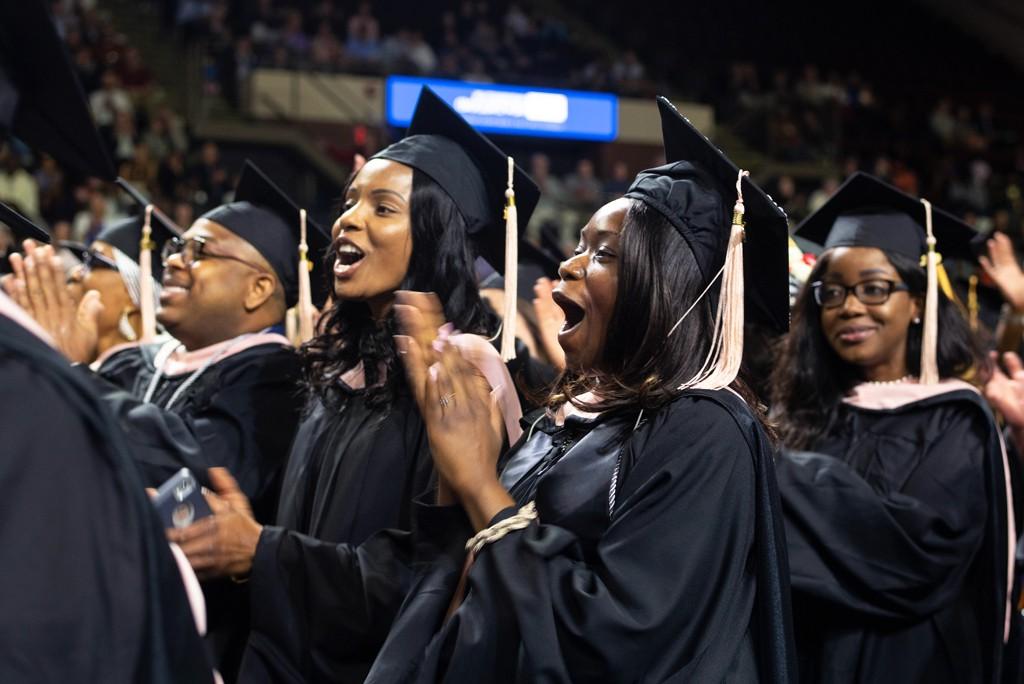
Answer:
[565, 158, 603, 216]
[71, 190, 117, 244]
[89, 70, 133, 129]
[603, 160, 632, 202]
[118, 47, 153, 94]
[120, 143, 157, 198]
[527, 153, 568, 245]
[108, 110, 138, 164]
[158, 150, 188, 202]
[310, 20, 343, 71]
[346, 2, 381, 64]
[0, 147, 40, 221]
[281, 10, 310, 61]
[190, 142, 230, 209]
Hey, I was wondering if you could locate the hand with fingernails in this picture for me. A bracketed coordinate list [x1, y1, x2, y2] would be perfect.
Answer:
[165, 467, 263, 580]
[393, 290, 514, 531]
[532, 277, 566, 370]
[1, 240, 103, 364]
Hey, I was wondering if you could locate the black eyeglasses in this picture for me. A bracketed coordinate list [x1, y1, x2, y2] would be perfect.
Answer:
[811, 279, 911, 309]
[162, 236, 267, 273]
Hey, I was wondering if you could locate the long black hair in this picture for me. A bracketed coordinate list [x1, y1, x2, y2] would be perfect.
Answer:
[302, 168, 496, 409]
[769, 249, 984, 449]
[551, 200, 767, 428]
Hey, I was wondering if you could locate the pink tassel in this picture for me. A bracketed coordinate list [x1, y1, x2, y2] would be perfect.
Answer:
[920, 199, 939, 385]
[296, 208, 315, 345]
[500, 157, 518, 362]
[138, 204, 157, 343]
[675, 170, 748, 391]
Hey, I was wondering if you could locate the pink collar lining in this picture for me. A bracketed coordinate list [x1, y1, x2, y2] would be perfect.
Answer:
[842, 378, 979, 410]
[159, 332, 292, 377]
[342, 331, 524, 445]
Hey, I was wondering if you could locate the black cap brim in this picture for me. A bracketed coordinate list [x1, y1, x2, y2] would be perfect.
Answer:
[656, 96, 791, 334]
[0, 200, 50, 243]
[0, 3, 116, 180]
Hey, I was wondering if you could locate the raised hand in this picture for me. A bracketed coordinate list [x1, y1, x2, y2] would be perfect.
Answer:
[394, 295, 514, 531]
[7, 242, 102, 363]
[979, 232, 1024, 311]
[985, 350, 1024, 431]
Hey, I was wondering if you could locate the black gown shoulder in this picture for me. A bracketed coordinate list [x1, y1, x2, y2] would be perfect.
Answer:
[0, 314, 212, 683]
[366, 388, 796, 683]
[777, 387, 1009, 683]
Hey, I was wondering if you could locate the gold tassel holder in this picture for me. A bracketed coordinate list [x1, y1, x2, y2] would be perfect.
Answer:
[968, 274, 979, 332]
[920, 198, 939, 385]
[500, 156, 518, 362]
[138, 204, 157, 343]
[296, 208, 315, 345]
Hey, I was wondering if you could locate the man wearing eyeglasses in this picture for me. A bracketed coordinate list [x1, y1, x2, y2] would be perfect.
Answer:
[12, 161, 332, 679]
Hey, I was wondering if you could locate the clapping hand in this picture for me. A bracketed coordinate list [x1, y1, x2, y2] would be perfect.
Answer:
[1, 241, 102, 364]
[393, 291, 514, 531]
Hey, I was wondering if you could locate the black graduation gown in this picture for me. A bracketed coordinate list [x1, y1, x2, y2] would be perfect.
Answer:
[89, 340, 305, 681]
[366, 389, 796, 683]
[91, 342, 304, 521]
[239, 385, 434, 683]
[776, 388, 1010, 683]
[0, 313, 213, 683]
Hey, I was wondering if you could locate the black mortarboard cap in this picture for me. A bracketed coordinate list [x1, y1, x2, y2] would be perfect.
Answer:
[0, 2, 116, 180]
[371, 87, 540, 274]
[625, 96, 790, 333]
[200, 160, 332, 308]
[794, 172, 978, 262]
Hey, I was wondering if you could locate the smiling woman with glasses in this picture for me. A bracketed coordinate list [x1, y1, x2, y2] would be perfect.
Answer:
[769, 174, 1011, 684]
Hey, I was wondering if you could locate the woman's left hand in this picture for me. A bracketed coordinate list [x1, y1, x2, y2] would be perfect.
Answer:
[396, 315, 514, 530]
[166, 468, 263, 580]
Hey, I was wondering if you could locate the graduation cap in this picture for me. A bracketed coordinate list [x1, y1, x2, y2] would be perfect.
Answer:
[623, 96, 790, 391]
[793, 172, 979, 262]
[792, 172, 977, 384]
[372, 87, 541, 359]
[0, 2, 116, 180]
[200, 160, 332, 340]
[93, 181, 180, 282]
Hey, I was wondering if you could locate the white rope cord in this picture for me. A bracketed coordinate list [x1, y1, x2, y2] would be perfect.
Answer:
[465, 501, 538, 556]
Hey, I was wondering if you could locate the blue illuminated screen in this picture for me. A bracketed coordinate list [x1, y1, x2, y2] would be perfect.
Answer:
[385, 76, 618, 142]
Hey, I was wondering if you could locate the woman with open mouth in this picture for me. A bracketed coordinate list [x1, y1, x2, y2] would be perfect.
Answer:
[171, 88, 536, 683]
[770, 173, 1013, 683]
[363, 97, 796, 683]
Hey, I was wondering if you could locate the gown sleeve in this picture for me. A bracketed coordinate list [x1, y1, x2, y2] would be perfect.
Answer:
[387, 397, 762, 683]
[241, 499, 472, 682]
[777, 406, 990, 620]
[83, 351, 301, 511]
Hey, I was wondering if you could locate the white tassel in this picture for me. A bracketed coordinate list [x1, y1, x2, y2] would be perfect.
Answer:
[500, 156, 518, 362]
[678, 170, 748, 391]
[138, 204, 157, 343]
[296, 208, 315, 345]
[920, 198, 939, 385]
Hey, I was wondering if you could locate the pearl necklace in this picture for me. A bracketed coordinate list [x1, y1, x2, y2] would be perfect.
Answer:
[865, 374, 915, 386]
